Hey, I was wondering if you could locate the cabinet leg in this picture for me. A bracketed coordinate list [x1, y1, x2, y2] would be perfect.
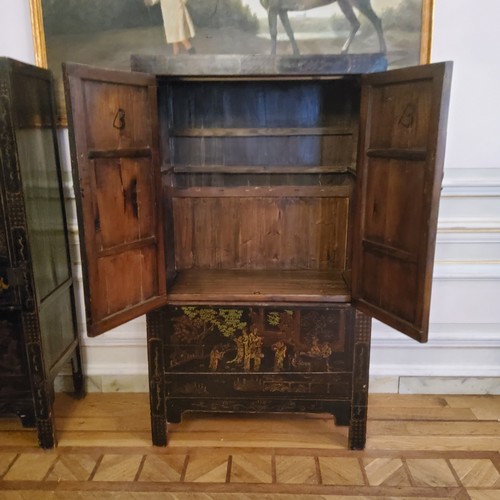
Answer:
[34, 380, 57, 449]
[151, 415, 167, 446]
[36, 417, 56, 449]
[147, 309, 168, 446]
[348, 309, 371, 450]
[22, 312, 57, 448]
[348, 406, 367, 450]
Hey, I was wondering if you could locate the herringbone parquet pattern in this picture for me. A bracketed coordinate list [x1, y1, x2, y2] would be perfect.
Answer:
[0, 393, 498, 499]
[0, 449, 498, 498]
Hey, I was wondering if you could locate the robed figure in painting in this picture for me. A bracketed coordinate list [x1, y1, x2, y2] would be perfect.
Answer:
[145, 0, 196, 54]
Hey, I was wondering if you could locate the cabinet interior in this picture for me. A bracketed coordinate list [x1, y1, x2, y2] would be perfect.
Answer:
[158, 76, 361, 304]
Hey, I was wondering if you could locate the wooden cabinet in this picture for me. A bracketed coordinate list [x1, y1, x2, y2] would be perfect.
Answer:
[64, 55, 452, 449]
[0, 58, 83, 448]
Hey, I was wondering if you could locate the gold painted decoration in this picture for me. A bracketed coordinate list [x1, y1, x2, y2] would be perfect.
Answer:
[169, 306, 344, 374]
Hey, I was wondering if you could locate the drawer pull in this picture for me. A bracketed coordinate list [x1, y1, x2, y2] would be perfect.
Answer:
[113, 108, 126, 130]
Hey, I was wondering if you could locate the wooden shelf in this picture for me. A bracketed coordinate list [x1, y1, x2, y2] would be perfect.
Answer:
[172, 165, 351, 174]
[168, 185, 352, 198]
[170, 127, 354, 138]
[168, 269, 350, 304]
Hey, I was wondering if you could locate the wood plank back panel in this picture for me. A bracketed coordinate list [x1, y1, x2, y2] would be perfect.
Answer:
[164, 79, 359, 172]
[172, 172, 354, 189]
[172, 196, 349, 271]
[172, 135, 355, 168]
[168, 80, 358, 129]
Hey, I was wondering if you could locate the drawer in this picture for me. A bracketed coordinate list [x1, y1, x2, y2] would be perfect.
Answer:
[166, 372, 352, 399]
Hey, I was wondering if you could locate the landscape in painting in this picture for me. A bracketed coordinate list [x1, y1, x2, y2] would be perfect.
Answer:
[40, 0, 425, 118]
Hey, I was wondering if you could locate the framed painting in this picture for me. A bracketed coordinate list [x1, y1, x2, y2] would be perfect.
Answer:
[30, 0, 434, 124]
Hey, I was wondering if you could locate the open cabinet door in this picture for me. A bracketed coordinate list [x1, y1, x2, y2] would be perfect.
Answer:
[352, 62, 452, 343]
[64, 63, 167, 337]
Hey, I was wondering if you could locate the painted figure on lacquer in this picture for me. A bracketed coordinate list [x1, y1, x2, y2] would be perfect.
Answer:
[170, 307, 336, 373]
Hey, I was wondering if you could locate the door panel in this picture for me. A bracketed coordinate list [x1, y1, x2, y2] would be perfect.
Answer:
[95, 246, 160, 320]
[83, 79, 153, 150]
[352, 62, 452, 342]
[367, 79, 434, 150]
[64, 63, 167, 337]
[94, 157, 156, 249]
[363, 157, 425, 253]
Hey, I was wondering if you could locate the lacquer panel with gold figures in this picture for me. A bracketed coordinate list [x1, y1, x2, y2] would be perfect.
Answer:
[164, 305, 354, 400]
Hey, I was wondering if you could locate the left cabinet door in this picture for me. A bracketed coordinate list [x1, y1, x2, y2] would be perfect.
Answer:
[64, 63, 167, 337]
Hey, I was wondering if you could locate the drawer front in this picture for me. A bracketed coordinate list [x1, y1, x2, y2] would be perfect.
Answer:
[166, 372, 352, 399]
[164, 305, 354, 374]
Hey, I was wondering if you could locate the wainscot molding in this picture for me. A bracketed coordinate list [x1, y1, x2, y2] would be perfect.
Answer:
[441, 167, 500, 193]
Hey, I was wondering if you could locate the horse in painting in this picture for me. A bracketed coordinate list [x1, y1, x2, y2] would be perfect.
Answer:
[259, 0, 386, 56]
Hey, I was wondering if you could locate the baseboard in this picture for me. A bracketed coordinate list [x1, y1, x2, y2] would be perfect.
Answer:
[54, 374, 149, 393]
[369, 376, 500, 394]
[54, 374, 500, 395]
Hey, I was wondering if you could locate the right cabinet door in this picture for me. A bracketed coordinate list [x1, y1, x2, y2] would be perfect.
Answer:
[352, 62, 453, 343]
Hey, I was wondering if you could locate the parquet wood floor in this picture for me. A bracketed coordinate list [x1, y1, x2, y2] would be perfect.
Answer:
[0, 393, 498, 499]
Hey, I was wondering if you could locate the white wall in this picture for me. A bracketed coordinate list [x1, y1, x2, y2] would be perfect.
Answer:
[2, 0, 499, 394]
[0, 0, 35, 64]
[371, 0, 500, 392]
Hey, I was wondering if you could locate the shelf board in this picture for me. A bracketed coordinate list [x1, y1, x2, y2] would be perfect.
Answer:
[170, 127, 354, 138]
[168, 184, 353, 198]
[168, 269, 350, 304]
[172, 165, 351, 175]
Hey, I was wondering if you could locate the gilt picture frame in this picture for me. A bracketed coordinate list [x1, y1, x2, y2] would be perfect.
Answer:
[30, 0, 434, 125]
